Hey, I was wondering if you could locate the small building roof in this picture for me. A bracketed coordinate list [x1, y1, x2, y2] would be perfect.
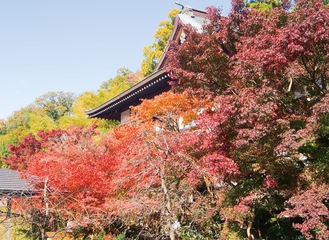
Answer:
[0, 169, 37, 198]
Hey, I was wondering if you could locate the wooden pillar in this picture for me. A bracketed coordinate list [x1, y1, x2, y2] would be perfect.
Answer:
[41, 178, 49, 240]
[5, 198, 11, 240]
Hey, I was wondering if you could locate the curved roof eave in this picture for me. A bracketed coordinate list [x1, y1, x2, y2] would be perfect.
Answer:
[85, 68, 169, 118]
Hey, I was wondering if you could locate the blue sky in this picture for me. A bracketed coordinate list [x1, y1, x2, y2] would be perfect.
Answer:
[0, 1, 231, 119]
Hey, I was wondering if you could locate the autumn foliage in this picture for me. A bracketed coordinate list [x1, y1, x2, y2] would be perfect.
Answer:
[4, 0, 329, 239]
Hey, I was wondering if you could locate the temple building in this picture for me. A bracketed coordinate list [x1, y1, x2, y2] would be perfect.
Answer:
[85, 5, 207, 122]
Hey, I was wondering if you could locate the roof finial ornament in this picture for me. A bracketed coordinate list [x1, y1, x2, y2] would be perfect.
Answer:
[175, 2, 194, 17]
[175, 2, 185, 9]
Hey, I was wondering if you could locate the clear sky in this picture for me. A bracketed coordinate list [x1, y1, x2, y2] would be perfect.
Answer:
[0, 1, 231, 120]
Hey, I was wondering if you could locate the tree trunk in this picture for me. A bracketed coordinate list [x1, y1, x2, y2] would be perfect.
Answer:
[160, 156, 175, 240]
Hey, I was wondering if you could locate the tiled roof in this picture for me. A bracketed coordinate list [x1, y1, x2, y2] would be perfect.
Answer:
[0, 168, 37, 198]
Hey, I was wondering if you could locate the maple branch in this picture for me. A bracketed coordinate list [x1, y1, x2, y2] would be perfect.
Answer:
[300, 55, 325, 94]
[300, 55, 313, 80]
